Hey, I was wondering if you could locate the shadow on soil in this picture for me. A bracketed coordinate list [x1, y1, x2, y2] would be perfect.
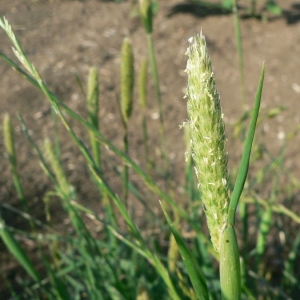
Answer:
[168, 1, 300, 24]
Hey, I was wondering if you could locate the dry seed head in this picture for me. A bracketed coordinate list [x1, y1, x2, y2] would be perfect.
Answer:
[120, 38, 134, 125]
[185, 33, 230, 252]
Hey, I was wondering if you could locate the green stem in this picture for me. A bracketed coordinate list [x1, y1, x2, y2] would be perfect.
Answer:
[251, 0, 257, 17]
[146, 33, 168, 167]
[233, 0, 246, 107]
[220, 225, 241, 300]
[142, 110, 151, 173]
[123, 127, 129, 205]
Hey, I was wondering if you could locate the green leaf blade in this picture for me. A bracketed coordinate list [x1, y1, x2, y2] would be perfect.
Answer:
[161, 202, 209, 300]
[228, 63, 265, 225]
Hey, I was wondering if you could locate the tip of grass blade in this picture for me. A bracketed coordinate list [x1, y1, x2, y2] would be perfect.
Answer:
[228, 62, 265, 226]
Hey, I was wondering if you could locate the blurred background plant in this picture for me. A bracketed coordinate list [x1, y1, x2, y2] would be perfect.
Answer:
[187, 0, 282, 19]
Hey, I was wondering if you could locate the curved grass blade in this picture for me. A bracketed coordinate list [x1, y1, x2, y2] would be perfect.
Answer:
[228, 63, 265, 226]
[160, 201, 209, 300]
[0, 219, 40, 282]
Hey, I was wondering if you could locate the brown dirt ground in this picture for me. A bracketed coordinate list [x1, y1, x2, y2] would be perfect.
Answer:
[0, 0, 300, 297]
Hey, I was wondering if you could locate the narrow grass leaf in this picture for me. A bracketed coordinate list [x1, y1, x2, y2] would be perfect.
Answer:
[0, 220, 40, 282]
[87, 66, 100, 167]
[228, 63, 265, 225]
[146, 32, 167, 167]
[3, 114, 30, 217]
[160, 201, 209, 300]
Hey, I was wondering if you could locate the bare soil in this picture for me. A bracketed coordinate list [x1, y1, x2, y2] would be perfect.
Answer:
[0, 0, 300, 297]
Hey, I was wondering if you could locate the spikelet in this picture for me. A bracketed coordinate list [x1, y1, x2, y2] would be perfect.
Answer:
[43, 139, 70, 196]
[138, 58, 148, 109]
[185, 33, 230, 252]
[87, 66, 99, 126]
[139, 0, 153, 34]
[120, 38, 134, 125]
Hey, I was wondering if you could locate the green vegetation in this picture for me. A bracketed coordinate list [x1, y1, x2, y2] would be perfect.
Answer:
[190, 0, 282, 19]
[0, 1, 299, 299]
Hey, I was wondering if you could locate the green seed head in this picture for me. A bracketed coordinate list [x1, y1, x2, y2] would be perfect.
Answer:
[139, 0, 153, 34]
[185, 33, 230, 252]
[87, 66, 99, 126]
[138, 58, 148, 109]
[43, 139, 70, 195]
[120, 37, 134, 125]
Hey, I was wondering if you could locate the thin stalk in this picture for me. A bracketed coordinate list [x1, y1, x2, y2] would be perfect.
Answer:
[3, 114, 25, 207]
[142, 114, 151, 172]
[51, 107, 61, 159]
[138, 58, 152, 173]
[87, 66, 101, 168]
[239, 200, 249, 257]
[233, 0, 246, 107]
[251, 0, 257, 17]
[255, 143, 286, 270]
[3, 114, 34, 230]
[123, 127, 129, 203]
[86, 67, 116, 241]
[232, 47, 248, 256]
[146, 33, 168, 169]
[167, 210, 180, 273]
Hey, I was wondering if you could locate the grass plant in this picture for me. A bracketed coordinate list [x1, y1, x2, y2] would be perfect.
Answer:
[0, 8, 299, 300]
[139, 0, 169, 172]
[3, 114, 30, 217]
[120, 37, 134, 205]
[138, 58, 152, 173]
